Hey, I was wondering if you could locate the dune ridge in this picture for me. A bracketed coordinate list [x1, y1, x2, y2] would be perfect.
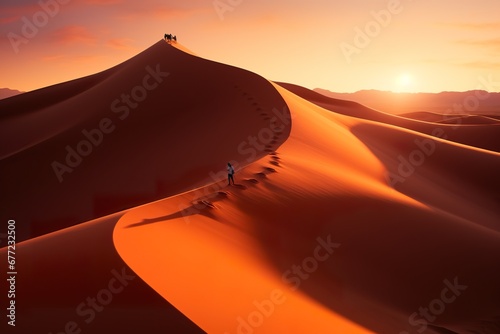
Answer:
[0, 40, 289, 242]
[1, 40, 290, 333]
[278, 82, 500, 153]
[314, 88, 500, 116]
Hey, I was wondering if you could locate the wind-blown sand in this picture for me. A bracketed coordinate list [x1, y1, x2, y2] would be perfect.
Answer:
[2, 40, 499, 333]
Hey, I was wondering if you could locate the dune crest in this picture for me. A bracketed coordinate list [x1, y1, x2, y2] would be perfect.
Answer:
[0, 40, 288, 241]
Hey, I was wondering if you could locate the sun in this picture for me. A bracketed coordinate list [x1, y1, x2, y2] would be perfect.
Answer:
[395, 73, 413, 92]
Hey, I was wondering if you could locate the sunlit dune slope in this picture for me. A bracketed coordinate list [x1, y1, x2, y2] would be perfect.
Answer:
[0, 213, 204, 334]
[278, 82, 500, 152]
[0, 40, 288, 241]
[114, 79, 500, 333]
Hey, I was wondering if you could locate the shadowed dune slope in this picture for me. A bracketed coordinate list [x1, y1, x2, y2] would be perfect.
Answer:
[0, 40, 289, 241]
[277, 82, 500, 152]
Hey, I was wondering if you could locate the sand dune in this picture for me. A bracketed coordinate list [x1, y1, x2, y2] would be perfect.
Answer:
[278, 82, 500, 153]
[402, 111, 500, 123]
[0, 212, 203, 334]
[314, 88, 500, 116]
[2, 40, 500, 333]
[435, 115, 500, 125]
[402, 111, 500, 125]
[0, 40, 288, 241]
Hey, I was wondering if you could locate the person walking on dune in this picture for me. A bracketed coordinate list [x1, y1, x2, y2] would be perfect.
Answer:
[227, 162, 235, 185]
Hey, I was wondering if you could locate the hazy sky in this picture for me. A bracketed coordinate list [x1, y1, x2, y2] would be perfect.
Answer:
[1, 0, 500, 93]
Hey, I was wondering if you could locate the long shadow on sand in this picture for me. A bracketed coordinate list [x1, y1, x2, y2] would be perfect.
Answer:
[126, 210, 199, 228]
[126, 185, 248, 230]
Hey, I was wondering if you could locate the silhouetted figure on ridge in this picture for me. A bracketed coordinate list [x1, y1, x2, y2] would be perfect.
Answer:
[227, 162, 235, 186]
[164, 33, 177, 43]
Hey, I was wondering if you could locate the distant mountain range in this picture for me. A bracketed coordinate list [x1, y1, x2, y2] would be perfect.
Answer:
[0, 88, 23, 100]
[314, 88, 500, 115]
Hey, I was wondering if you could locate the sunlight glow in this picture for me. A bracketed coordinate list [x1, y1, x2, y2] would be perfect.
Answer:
[395, 73, 413, 92]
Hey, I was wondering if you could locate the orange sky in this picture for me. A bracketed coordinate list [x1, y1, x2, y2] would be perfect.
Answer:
[1, 0, 500, 93]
